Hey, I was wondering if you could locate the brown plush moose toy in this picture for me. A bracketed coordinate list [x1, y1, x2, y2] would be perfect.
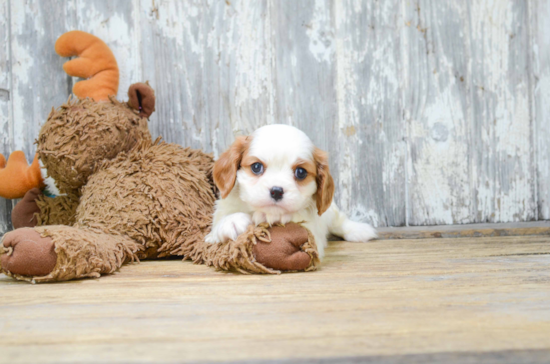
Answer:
[0, 31, 319, 283]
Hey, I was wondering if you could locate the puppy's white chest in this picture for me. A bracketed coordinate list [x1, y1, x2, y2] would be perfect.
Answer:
[252, 211, 293, 225]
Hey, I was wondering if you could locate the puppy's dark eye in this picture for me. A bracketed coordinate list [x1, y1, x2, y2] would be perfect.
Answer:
[251, 162, 264, 175]
[295, 167, 308, 180]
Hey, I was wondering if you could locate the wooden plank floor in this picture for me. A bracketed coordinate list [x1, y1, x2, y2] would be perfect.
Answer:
[376, 221, 550, 239]
[1, 235, 550, 364]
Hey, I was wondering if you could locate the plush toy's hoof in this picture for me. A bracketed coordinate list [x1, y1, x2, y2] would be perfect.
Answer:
[253, 223, 312, 271]
[12, 188, 42, 229]
[1, 228, 57, 277]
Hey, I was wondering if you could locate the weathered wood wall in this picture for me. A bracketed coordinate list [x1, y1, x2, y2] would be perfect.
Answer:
[0, 0, 549, 233]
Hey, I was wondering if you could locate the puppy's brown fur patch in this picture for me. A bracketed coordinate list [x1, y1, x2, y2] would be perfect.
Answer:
[313, 148, 334, 215]
[241, 155, 264, 177]
[213, 136, 251, 198]
[292, 159, 317, 187]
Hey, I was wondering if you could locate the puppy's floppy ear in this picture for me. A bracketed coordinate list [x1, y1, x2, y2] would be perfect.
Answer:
[214, 136, 249, 199]
[314, 147, 335, 215]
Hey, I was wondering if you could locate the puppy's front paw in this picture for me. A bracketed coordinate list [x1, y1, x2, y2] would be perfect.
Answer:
[343, 221, 377, 242]
[205, 213, 253, 244]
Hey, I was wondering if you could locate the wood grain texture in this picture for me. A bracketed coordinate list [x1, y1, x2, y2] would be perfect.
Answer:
[9, 0, 75, 155]
[0, 0, 13, 233]
[1, 236, 549, 363]
[333, 0, 406, 227]
[404, 1, 535, 225]
[530, 0, 550, 220]
[138, 0, 277, 152]
[376, 220, 550, 240]
[468, 1, 536, 224]
[0, 0, 549, 231]
[403, 2, 473, 225]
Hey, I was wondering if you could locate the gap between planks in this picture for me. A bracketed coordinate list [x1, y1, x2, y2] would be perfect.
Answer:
[376, 221, 550, 240]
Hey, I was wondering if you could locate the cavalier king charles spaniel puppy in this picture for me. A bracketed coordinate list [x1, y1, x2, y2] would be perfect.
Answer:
[205, 124, 377, 258]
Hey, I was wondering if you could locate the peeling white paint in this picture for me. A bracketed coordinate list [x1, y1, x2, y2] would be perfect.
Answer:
[77, 3, 141, 101]
[10, 2, 35, 151]
[350, 204, 380, 228]
[231, 1, 275, 130]
[0, 0, 12, 234]
[333, 0, 358, 214]
[306, 0, 334, 64]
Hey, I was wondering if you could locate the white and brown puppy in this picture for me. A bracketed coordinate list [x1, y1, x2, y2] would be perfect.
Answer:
[205, 124, 376, 258]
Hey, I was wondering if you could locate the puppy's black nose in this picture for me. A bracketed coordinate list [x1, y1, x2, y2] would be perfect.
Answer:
[270, 186, 284, 201]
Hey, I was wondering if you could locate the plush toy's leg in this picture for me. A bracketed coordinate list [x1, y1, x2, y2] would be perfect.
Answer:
[0, 225, 141, 283]
[11, 188, 42, 229]
[186, 222, 320, 274]
[11, 188, 80, 229]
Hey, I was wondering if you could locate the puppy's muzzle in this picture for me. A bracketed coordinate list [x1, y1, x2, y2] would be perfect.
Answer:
[270, 186, 284, 201]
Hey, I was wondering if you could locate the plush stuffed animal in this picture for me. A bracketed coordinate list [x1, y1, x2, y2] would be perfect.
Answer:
[0, 31, 319, 283]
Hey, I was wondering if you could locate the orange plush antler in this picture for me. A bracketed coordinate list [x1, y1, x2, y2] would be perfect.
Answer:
[0, 152, 44, 199]
[55, 30, 119, 101]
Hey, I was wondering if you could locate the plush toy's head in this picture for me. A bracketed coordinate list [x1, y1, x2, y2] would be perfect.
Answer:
[0, 31, 156, 196]
[37, 93, 152, 192]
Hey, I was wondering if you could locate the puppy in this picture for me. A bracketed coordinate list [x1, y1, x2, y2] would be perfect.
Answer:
[205, 124, 376, 258]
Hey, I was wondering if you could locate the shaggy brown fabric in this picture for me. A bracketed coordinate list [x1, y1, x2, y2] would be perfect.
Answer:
[1, 81, 320, 283]
[184, 223, 319, 274]
[0, 222, 318, 282]
[26, 225, 140, 283]
[37, 96, 151, 192]
[75, 139, 216, 260]
[12, 188, 42, 229]
[35, 190, 80, 226]
[0, 228, 57, 278]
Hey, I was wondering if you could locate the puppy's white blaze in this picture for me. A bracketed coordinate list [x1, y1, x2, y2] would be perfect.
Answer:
[248, 125, 314, 167]
[208, 124, 377, 257]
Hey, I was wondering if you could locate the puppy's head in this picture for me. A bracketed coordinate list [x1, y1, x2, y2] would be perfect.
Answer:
[213, 124, 334, 216]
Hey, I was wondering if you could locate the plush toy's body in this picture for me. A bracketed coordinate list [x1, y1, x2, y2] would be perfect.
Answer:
[0, 31, 319, 283]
